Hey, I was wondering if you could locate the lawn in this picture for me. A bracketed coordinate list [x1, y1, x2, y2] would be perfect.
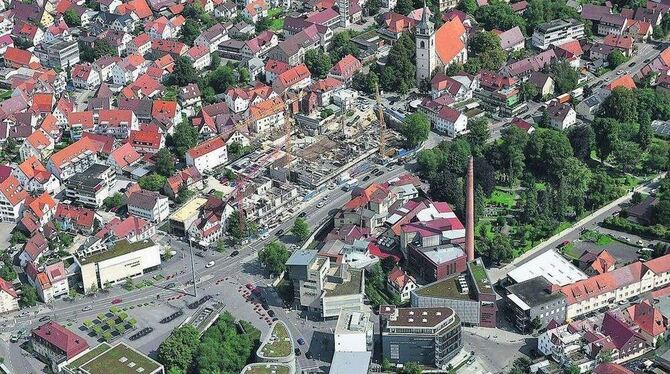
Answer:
[486, 188, 516, 209]
[269, 18, 283, 30]
[260, 323, 292, 358]
[267, 8, 284, 30]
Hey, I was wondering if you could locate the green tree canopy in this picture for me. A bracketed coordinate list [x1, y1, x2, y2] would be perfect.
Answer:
[550, 59, 579, 94]
[400, 112, 431, 148]
[170, 120, 199, 158]
[21, 285, 38, 307]
[607, 50, 629, 67]
[103, 193, 124, 210]
[169, 56, 198, 87]
[305, 49, 333, 79]
[466, 117, 490, 156]
[467, 31, 507, 72]
[63, 9, 81, 27]
[156, 148, 176, 177]
[179, 19, 201, 45]
[138, 174, 167, 191]
[157, 325, 200, 372]
[474, 1, 526, 31]
[600, 87, 638, 123]
[259, 241, 290, 274]
[291, 218, 310, 242]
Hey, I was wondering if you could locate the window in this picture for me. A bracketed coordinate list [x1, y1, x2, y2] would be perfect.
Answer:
[420, 41, 425, 49]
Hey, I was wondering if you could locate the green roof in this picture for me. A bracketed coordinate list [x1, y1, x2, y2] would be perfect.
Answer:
[414, 277, 474, 300]
[79, 343, 162, 374]
[469, 261, 493, 295]
[259, 322, 292, 358]
[78, 239, 156, 265]
[67, 343, 111, 370]
[327, 269, 363, 297]
[242, 364, 291, 374]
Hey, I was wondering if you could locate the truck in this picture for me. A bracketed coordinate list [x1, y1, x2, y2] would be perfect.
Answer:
[342, 178, 358, 191]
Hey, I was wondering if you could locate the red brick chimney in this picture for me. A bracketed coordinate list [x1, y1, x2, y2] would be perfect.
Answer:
[466, 156, 475, 262]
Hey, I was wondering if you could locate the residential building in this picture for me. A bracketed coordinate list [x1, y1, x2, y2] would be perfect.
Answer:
[55, 204, 96, 234]
[77, 239, 161, 294]
[127, 189, 170, 222]
[335, 183, 398, 229]
[475, 70, 526, 117]
[328, 54, 362, 84]
[19, 129, 54, 162]
[273, 63, 312, 93]
[505, 276, 567, 333]
[387, 267, 417, 302]
[286, 249, 366, 318]
[532, 18, 585, 50]
[496, 26, 525, 51]
[0, 175, 28, 222]
[71, 63, 101, 90]
[107, 143, 141, 173]
[185, 135, 228, 173]
[527, 72, 555, 99]
[31, 322, 89, 373]
[64, 164, 116, 208]
[420, 103, 468, 137]
[96, 216, 156, 243]
[334, 310, 374, 352]
[47, 137, 103, 181]
[379, 305, 462, 369]
[168, 197, 208, 237]
[248, 96, 286, 133]
[0, 278, 19, 313]
[96, 109, 139, 139]
[33, 39, 80, 69]
[546, 102, 577, 130]
[26, 261, 70, 303]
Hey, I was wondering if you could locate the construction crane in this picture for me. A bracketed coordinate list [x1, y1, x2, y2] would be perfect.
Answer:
[282, 90, 304, 176]
[375, 83, 385, 159]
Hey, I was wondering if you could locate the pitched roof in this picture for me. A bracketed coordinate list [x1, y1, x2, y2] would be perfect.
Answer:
[127, 189, 163, 210]
[187, 135, 226, 159]
[593, 363, 633, 374]
[435, 16, 466, 65]
[26, 192, 56, 219]
[109, 143, 141, 168]
[0, 277, 17, 298]
[31, 322, 89, 360]
[25, 129, 52, 151]
[330, 54, 362, 80]
[17, 156, 52, 183]
[626, 300, 666, 337]
[497, 26, 524, 50]
[607, 74, 636, 90]
[50, 137, 103, 169]
[55, 204, 96, 230]
[601, 311, 646, 350]
[249, 96, 284, 121]
[0, 175, 28, 206]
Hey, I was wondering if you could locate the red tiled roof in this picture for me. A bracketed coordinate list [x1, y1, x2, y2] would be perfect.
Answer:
[594, 363, 633, 374]
[55, 204, 95, 230]
[0, 175, 28, 206]
[0, 277, 17, 298]
[109, 143, 141, 168]
[187, 135, 226, 159]
[607, 75, 636, 90]
[50, 137, 103, 169]
[330, 54, 362, 80]
[26, 192, 56, 219]
[626, 300, 667, 337]
[435, 17, 466, 65]
[4, 47, 34, 66]
[31, 322, 89, 360]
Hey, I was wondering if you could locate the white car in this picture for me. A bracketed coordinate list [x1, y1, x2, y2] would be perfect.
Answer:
[317, 202, 325, 208]
[206, 261, 215, 268]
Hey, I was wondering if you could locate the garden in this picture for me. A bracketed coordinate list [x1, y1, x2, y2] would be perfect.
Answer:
[82, 307, 137, 343]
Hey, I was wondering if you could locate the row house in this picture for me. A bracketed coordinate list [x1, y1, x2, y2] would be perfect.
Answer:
[151, 39, 188, 58]
[224, 84, 276, 113]
[95, 110, 139, 138]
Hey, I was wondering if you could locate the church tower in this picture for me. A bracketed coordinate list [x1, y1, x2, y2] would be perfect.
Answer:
[338, 0, 350, 27]
[415, 1, 436, 85]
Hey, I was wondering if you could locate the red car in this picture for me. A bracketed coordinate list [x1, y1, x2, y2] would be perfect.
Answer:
[246, 283, 254, 290]
[111, 298, 122, 304]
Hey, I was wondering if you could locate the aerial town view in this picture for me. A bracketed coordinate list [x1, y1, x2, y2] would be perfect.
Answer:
[0, 0, 669, 373]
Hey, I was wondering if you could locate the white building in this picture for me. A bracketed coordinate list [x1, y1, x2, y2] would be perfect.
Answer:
[64, 164, 116, 208]
[127, 190, 170, 222]
[185, 135, 228, 173]
[0, 176, 28, 222]
[0, 278, 19, 313]
[532, 18, 585, 50]
[546, 102, 577, 130]
[334, 310, 374, 352]
[507, 250, 588, 286]
[77, 239, 161, 294]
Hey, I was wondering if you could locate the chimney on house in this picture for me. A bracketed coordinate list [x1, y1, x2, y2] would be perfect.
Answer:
[465, 156, 475, 262]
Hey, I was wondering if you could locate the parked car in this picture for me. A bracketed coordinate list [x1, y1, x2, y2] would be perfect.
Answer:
[206, 261, 215, 268]
[166, 282, 176, 288]
[39, 316, 51, 322]
[317, 202, 324, 208]
[294, 348, 301, 356]
[112, 298, 122, 304]
[267, 310, 275, 317]
[230, 250, 240, 257]
[305, 352, 313, 359]
[297, 338, 305, 345]
[363, 175, 371, 181]
[276, 229, 284, 236]
[195, 252, 205, 258]
[82, 306, 92, 312]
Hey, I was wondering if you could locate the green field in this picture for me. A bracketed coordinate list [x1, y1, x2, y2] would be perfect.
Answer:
[486, 189, 516, 208]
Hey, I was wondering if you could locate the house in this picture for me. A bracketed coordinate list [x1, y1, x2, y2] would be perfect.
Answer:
[273, 63, 312, 93]
[19, 232, 48, 266]
[0, 278, 19, 313]
[152, 100, 180, 133]
[187, 46, 211, 71]
[64, 163, 116, 208]
[31, 322, 89, 373]
[545, 102, 577, 130]
[127, 189, 170, 222]
[25, 261, 70, 303]
[554, 39, 583, 67]
[527, 72, 555, 99]
[496, 26, 525, 51]
[265, 59, 292, 83]
[128, 33, 152, 56]
[112, 54, 147, 85]
[96, 216, 156, 243]
[164, 167, 202, 198]
[107, 143, 142, 173]
[430, 73, 477, 102]
[179, 84, 202, 117]
[601, 312, 651, 362]
[310, 77, 344, 106]
[387, 267, 417, 302]
[502, 49, 556, 78]
[603, 34, 634, 56]
[55, 204, 96, 234]
[225, 84, 276, 113]
[128, 125, 164, 155]
[607, 74, 636, 91]
[13, 157, 60, 196]
[580, 250, 616, 275]
[328, 54, 362, 85]
[195, 23, 230, 53]
[248, 96, 285, 133]
[3, 47, 39, 69]
[185, 135, 228, 173]
[23, 192, 57, 228]
[0, 176, 28, 222]
[532, 18, 585, 50]
[243, 0, 268, 22]
[335, 183, 398, 229]
[96, 109, 139, 138]
[71, 63, 101, 90]
[19, 129, 54, 162]
[625, 300, 667, 345]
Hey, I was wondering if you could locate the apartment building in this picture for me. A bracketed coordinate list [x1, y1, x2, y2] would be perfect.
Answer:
[77, 239, 161, 294]
[561, 253, 670, 319]
[185, 135, 228, 173]
[31, 322, 89, 373]
[47, 137, 103, 181]
[334, 310, 374, 353]
[286, 250, 366, 318]
[33, 39, 80, 69]
[0, 278, 19, 313]
[0, 176, 29, 222]
[505, 276, 567, 333]
[532, 19, 585, 50]
[127, 190, 170, 222]
[64, 164, 116, 208]
[379, 305, 462, 369]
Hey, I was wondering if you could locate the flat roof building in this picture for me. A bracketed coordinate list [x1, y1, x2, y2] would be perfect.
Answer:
[334, 310, 373, 352]
[64, 342, 164, 374]
[507, 250, 588, 286]
[506, 276, 567, 333]
[168, 197, 207, 237]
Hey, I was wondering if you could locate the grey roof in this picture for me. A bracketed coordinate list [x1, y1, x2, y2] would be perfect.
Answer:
[286, 249, 317, 266]
[127, 190, 163, 211]
[506, 276, 565, 308]
[329, 351, 371, 374]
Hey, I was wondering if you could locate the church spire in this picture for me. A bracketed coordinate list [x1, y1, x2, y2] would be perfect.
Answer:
[416, 0, 434, 35]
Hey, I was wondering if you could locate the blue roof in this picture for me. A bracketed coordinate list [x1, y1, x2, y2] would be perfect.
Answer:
[286, 249, 317, 266]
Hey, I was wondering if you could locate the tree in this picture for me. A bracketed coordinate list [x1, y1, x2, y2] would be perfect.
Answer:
[380, 33, 415, 93]
[525, 129, 574, 185]
[176, 187, 194, 204]
[169, 56, 198, 87]
[206, 64, 238, 93]
[457, 0, 477, 14]
[655, 199, 670, 225]
[157, 325, 200, 372]
[93, 40, 116, 59]
[417, 149, 443, 177]
[429, 171, 465, 217]
[474, 157, 496, 196]
[215, 238, 226, 253]
[21, 285, 38, 307]
[601, 87, 638, 123]
[567, 125, 595, 162]
[467, 31, 508, 71]
[380, 256, 397, 273]
[103, 193, 124, 210]
[194, 312, 260, 373]
[613, 140, 641, 173]
[402, 362, 423, 374]
[330, 31, 360, 62]
[227, 211, 253, 243]
[466, 117, 490, 156]
[607, 50, 628, 67]
[564, 365, 581, 374]
[519, 81, 540, 101]
[170, 120, 199, 158]
[63, 9, 81, 27]
[474, 2, 526, 31]
[209, 53, 221, 70]
[592, 118, 620, 163]
[139, 174, 167, 191]
[259, 241, 290, 274]
[365, 0, 382, 15]
[645, 142, 670, 172]
[550, 59, 579, 94]
[657, 335, 667, 349]
[637, 121, 653, 150]
[291, 218, 310, 242]
[531, 316, 542, 331]
[255, 16, 272, 32]
[352, 71, 379, 94]
[394, 0, 414, 15]
[400, 112, 431, 148]
[498, 126, 528, 185]
[179, 19, 200, 45]
[304, 49, 333, 79]
[156, 148, 176, 176]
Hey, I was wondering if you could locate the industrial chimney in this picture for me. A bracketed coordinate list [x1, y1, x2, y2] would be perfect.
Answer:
[465, 156, 475, 262]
